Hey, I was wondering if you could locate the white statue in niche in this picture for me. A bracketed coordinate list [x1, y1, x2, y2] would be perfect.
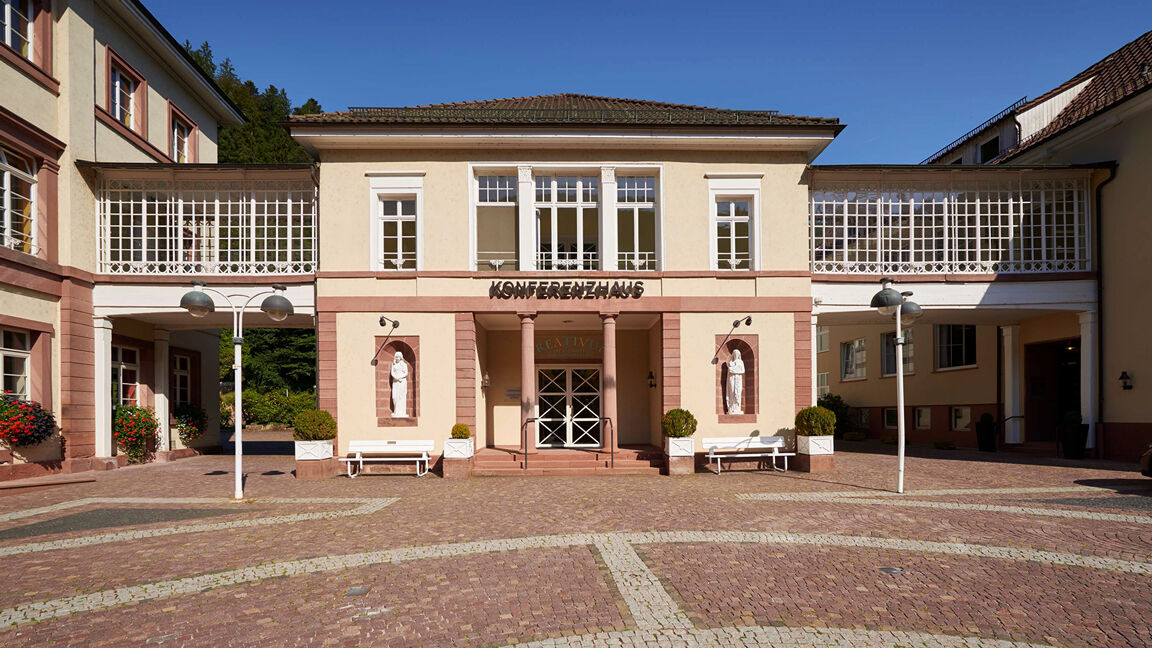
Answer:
[390, 351, 410, 417]
[726, 349, 745, 415]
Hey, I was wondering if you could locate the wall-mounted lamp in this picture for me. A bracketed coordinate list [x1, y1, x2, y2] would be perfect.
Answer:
[1119, 371, 1133, 391]
[379, 315, 400, 329]
[647, 371, 657, 389]
[481, 373, 491, 391]
[370, 315, 401, 366]
[711, 315, 753, 365]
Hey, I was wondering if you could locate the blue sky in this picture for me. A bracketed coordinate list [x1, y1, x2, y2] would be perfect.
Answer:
[148, 0, 1152, 164]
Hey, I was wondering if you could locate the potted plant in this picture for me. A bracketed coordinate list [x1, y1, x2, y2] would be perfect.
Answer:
[795, 405, 836, 472]
[1059, 410, 1088, 460]
[661, 408, 697, 475]
[444, 423, 474, 459]
[112, 404, 158, 464]
[0, 393, 57, 463]
[293, 409, 336, 460]
[974, 413, 997, 452]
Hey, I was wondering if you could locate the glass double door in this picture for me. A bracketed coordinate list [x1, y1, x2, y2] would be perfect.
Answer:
[536, 367, 602, 447]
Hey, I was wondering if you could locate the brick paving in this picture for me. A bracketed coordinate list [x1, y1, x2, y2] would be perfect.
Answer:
[0, 443, 1147, 646]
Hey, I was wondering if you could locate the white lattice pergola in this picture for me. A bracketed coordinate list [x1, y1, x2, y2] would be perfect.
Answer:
[810, 171, 1092, 275]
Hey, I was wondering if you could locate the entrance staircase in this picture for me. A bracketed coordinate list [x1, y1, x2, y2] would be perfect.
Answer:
[472, 445, 666, 476]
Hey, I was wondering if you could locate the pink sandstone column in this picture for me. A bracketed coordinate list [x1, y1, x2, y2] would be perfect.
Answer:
[519, 312, 537, 455]
[601, 313, 619, 453]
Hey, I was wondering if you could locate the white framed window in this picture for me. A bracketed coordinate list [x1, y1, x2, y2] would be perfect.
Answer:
[816, 326, 830, 353]
[951, 406, 971, 431]
[169, 106, 196, 163]
[1, 144, 36, 255]
[841, 338, 866, 380]
[883, 407, 898, 429]
[1, 327, 30, 399]
[1, 0, 34, 59]
[856, 408, 870, 429]
[708, 175, 761, 271]
[535, 175, 600, 270]
[816, 372, 830, 397]
[110, 66, 137, 129]
[936, 324, 976, 369]
[617, 176, 657, 270]
[369, 173, 424, 271]
[882, 329, 914, 376]
[111, 345, 139, 406]
[172, 354, 191, 406]
[915, 407, 931, 430]
[475, 174, 518, 270]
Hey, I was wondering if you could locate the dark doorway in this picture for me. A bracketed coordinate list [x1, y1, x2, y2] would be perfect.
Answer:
[1024, 338, 1080, 443]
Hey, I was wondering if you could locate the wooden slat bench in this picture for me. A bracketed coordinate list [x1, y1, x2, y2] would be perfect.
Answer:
[340, 440, 434, 478]
[702, 436, 794, 474]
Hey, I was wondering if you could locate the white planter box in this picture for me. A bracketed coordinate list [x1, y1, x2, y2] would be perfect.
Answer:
[797, 435, 834, 455]
[665, 437, 695, 458]
[294, 440, 333, 461]
[443, 438, 475, 459]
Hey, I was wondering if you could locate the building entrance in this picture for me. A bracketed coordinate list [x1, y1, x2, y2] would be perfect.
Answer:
[536, 367, 602, 447]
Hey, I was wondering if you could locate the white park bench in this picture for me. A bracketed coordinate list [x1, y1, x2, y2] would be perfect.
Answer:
[702, 436, 794, 474]
[340, 440, 434, 478]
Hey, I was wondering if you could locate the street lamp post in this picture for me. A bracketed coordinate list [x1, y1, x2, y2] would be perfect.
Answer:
[870, 278, 922, 494]
[180, 280, 294, 500]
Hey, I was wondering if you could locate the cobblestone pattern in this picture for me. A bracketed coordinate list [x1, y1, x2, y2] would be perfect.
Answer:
[499, 626, 1056, 647]
[0, 498, 396, 556]
[592, 536, 692, 630]
[642, 542, 1152, 648]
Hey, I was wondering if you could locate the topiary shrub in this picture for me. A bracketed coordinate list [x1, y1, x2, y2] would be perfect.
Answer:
[292, 409, 337, 441]
[795, 406, 836, 436]
[113, 405, 158, 463]
[172, 403, 207, 446]
[661, 408, 697, 438]
[451, 423, 471, 439]
[817, 393, 853, 438]
[0, 393, 56, 448]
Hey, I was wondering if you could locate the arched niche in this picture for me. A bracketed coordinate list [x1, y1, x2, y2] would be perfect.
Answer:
[375, 336, 419, 426]
[715, 334, 758, 423]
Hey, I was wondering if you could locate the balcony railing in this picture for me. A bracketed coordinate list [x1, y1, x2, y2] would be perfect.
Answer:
[474, 251, 519, 271]
[537, 250, 599, 270]
[618, 251, 657, 271]
[810, 176, 1090, 275]
[97, 177, 317, 275]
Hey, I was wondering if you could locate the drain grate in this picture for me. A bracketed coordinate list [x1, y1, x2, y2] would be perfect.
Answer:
[878, 567, 903, 575]
[345, 587, 370, 596]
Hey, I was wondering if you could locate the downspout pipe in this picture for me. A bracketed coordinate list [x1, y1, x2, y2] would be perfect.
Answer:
[1093, 163, 1117, 457]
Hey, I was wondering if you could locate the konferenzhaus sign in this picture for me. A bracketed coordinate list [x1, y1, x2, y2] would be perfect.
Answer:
[489, 280, 645, 300]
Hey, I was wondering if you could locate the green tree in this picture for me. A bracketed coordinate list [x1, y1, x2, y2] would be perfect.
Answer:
[219, 328, 316, 393]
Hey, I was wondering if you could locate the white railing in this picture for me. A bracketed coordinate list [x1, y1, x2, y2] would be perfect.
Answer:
[537, 250, 599, 270]
[810, 177, 1090, 274]
[97, 178, 317, 275]
[1, 225, 36, 256]
[474, 251, 518, 271]
[618, 251, 657, 270]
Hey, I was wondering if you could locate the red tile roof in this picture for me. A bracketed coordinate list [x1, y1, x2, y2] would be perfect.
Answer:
[289, 93, 840, 128]
[999, 29, 1152, 161]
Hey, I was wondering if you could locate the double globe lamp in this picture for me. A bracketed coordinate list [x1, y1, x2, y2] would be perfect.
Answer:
[869, 278, 922, 494]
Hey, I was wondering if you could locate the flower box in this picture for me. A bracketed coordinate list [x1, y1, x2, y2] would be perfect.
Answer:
[665, 436, 695, 458]
[294, 440, 333, 461]
[797, 435, 834, 455]
[443, 438, 475, 459]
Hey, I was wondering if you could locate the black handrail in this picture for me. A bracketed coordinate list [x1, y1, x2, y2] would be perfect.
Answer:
[520, 417, 538, 471]
[600, 417, 616, 469]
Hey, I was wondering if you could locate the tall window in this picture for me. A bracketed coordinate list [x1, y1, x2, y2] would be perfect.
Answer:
[882, 329, 914, 376]
[170, 109, 195, 163]
[475, 175, 518, 270]
[110, 65, 137, 129]
[111, 346, 138, 406]
[841, 338, 866, 380]
[816, 372, 830, 397]
[378, 197, 417, 270]
[536, 175, 599, 270]
[1, 0, 33, 59]
[1, 328, 30, 399]
[172, 354, 191, 406]
[1, 144, 36, 254]
[816, 326, 830, 353]
[715, 197, 752, 270]
[617, 176, 657, 270]
[936, 324, 976, 369]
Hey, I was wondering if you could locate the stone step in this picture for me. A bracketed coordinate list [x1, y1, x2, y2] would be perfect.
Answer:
[472, 465, 664, 477]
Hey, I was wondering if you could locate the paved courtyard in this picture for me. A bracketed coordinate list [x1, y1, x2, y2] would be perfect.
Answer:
[0, 441, 1149, 647]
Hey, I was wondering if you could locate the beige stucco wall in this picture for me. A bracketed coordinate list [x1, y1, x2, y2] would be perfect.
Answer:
[678, 312, 796, 450]
[816, 323, 998, 408]
[334, 311, 457, 454]
[316, 149, 811, 274]
[0, 63, 58, 137]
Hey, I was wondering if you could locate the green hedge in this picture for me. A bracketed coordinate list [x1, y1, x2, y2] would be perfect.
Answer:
[220, 391, 316, 426]
[292, 409, 337, 441]
[795, 406, 836, 436]
[661, 408, 697, 438]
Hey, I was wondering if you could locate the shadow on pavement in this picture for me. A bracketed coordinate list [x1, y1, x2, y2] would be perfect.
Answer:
[837, 440, 1139, 472]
